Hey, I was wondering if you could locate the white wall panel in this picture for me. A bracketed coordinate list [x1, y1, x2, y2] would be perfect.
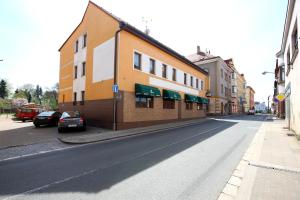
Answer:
[149, 77, 199, 96]
[92, 37, 115, 83]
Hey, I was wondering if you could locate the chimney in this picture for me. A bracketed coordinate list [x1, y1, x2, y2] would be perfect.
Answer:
[197, 46, 201, 55]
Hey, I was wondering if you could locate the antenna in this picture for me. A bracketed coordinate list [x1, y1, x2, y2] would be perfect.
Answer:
[142, 17, 152, 35]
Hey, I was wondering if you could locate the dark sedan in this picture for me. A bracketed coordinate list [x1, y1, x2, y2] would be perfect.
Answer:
[58, 111, 86, 133]
[33, 111, 61, 127]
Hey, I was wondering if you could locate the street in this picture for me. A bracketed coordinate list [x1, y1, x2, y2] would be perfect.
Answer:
[0, 115, 266, 200]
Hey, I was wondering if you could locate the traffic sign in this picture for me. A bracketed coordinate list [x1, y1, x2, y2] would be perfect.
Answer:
[112, 84, 119, 93]
[276, 93, 285, 102]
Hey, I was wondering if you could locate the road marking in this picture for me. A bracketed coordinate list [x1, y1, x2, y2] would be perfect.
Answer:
[2, 124, 226, 199]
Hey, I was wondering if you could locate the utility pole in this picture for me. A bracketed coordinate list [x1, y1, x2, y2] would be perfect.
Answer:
[267, 95, 271, 113]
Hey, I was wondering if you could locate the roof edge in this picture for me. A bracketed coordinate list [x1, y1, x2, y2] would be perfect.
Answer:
[58, 1, 121, 52]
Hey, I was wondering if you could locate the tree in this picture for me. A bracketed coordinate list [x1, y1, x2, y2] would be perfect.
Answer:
[19, 84, 34, 103]
[34, 85, 43, 104]
[0, 79, 8, 99]
[42, 83, 59, 110]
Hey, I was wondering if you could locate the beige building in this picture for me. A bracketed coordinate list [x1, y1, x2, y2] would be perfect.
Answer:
[245, 86, 255, 112]
[236, 73, 247, 113]
[225, 59, 246, 114]
[188, 47, 233, 115]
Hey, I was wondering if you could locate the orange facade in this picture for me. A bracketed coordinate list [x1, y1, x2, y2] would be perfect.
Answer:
[58, 1, 209, 129]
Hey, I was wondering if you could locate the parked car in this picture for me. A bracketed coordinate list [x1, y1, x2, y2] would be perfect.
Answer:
[17, 108, 40, 122]
[58, 111, 86, 133]
[33, 111, 61, 127]
[248, 109, 255, 115]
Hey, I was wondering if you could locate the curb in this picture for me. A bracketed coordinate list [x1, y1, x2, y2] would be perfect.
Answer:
[58, 118, 212, 145]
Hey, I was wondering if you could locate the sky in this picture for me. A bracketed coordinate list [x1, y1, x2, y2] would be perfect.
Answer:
[0, 0, 287, 102]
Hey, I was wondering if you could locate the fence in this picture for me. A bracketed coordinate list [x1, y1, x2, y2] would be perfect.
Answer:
[0, 108, 16, 114]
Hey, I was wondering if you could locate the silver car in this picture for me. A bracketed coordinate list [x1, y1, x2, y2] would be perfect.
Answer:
[58, 111, 86, 133]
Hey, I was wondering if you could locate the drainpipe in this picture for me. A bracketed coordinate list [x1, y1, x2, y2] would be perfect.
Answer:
[113, 23, 125, 131]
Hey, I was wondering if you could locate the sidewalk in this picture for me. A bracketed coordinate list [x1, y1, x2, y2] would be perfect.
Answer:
[58, 118, 211, 144]
[218, 118, 300, 200]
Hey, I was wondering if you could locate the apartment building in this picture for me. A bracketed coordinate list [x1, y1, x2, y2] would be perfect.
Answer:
[58, 1, 209, 129]
[225, 59, 238, 114]
[245, 86, 255, 112]
[188, 47, 232, 115]
[276, 0, 300, 135]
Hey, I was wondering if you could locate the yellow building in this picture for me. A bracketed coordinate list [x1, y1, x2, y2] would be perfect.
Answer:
[58, 1, 209, 129]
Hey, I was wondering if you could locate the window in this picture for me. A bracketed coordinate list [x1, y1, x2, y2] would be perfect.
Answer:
[197, 103, 203, 110]
[62, 94, 65, 104]
[80, 91, 85, 105]
[162, 64, 167, 78]
[184, 73, 187, 85]
[221, 84, 224, 93]
[149, 58, 155, 74]
[83, 34, 87, 48]
[287, 47, 291, 76]
[190, 76, 193, 87]
[201, 80, 204, 90]
[82, 62, 86, 76]
[186, 102, 193, 110]
[232, 72, 235, 79]
[225, 87, 228, 97]
[232, 86, 235, 93]
[163, 99, 175, 109]
[292, 22, 298, 59]
[74, 66, 78, 79]
[73, 92, 77, 105]
[134, 52, 141, 70]
[280, 66, 285, 82]
[75, 40, 78, 53]
[196, 79, 199, 89]
[172, 68, 177, 81]
[135, 96, 154, 108]
[221, 69, 223, 78]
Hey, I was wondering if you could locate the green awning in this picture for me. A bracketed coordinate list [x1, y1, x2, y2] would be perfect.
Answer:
[185, 94, 198, 102]
[197, 97, 209, 104]
[203, 98, 209, 104]
[163, 89, 181, 101]
[135, 83, 161, 97]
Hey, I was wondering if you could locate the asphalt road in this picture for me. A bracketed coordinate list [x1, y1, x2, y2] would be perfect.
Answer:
[0, 115, 266, 200]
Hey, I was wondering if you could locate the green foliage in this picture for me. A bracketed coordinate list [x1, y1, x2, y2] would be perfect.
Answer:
[0, 98, 11, 109]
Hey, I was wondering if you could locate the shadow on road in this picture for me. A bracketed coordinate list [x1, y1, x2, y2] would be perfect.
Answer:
[0, 119, 240, 196]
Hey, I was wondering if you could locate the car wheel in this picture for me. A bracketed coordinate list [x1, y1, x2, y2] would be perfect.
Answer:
[34, 124, 40, 128]
[58, 128, 64, 133]
[22, 119, 25, 122]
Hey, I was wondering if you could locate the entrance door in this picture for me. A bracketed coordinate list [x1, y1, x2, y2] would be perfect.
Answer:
[221, 102, 224, 115]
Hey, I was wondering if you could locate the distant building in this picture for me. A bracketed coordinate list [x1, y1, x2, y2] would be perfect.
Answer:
[254, 102, 267, 113]
[58, 1, 209, 129]
[276, 0, 300, 135]
[225, 59, 247, 114]
[245, 86, 255, 112]
[187, 47, 233, 115]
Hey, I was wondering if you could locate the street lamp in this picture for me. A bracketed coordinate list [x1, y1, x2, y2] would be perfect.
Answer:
[262, 71, 275, 75]
[0, 59, 3, 61]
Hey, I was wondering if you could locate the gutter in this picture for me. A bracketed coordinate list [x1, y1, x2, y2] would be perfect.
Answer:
[113, 22, 125, 131]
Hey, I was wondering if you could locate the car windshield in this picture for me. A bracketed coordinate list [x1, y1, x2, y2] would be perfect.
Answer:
[21, 108, 33, 113]
[38, 111, 55, 117]
[62, 111, 80, 118]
